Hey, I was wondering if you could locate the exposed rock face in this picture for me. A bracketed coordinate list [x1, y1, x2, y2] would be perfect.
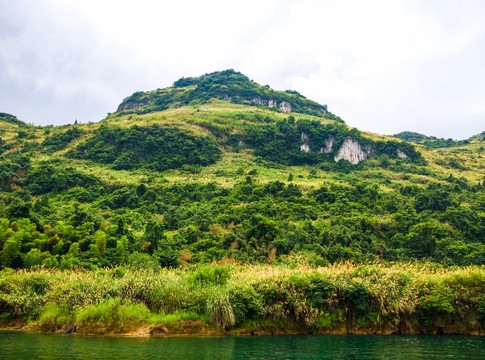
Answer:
[300, 134, 335, 155]
[252, 97, 265, 106]
[300, 144, 311, 152]
[318, 137, 335, 154]
[251, 98, 292, 112]
[397, 149, 407, 159]
[279, 101, 292, 113]
[298, 135, 370, 164]
[117, 101, 152, 112]
[334, 138, 369, 164]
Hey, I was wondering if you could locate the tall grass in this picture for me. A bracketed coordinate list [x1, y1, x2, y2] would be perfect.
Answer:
[0, 263, 484, 334]
[75, 298, 150, 333]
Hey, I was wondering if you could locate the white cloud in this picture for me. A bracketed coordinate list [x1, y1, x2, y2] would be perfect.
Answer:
[0, 0, 484, 138]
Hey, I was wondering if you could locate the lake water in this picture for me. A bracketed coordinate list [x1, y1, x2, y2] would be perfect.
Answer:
[0, 331, 484, 359]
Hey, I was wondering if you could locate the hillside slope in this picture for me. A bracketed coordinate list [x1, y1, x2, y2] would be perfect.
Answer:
[0, 70, 484, 270]
[393, 131, 485, 148]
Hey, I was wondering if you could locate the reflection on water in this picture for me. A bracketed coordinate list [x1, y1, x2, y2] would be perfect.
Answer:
[0, 331, 484, 360]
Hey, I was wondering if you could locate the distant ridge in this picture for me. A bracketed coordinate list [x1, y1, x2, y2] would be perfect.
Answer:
[393, 131, 484, 148]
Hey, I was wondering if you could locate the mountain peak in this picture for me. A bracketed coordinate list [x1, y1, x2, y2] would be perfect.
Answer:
[116, 70, 334, 119]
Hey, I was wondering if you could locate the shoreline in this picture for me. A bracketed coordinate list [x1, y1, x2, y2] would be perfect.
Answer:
[2, 320, 483, 337]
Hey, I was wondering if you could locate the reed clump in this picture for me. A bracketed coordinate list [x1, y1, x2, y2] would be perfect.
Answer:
[0, 263, 483, 335]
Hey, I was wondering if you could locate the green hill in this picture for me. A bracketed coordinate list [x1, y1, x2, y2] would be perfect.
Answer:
[0, 70, 484, 271]
[117, 69, 334, 118]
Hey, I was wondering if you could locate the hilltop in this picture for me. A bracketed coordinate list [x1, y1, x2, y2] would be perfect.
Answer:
[117, 69, 332, 118]
[0, 70, 484, 271]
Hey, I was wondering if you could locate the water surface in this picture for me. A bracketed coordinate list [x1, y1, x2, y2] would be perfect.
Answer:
[0, 331, 484, 360]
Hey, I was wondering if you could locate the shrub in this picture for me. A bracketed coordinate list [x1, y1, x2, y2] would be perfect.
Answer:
[206, 290, 235, 329]
[75, 298, 150, 333]
[420, 286, 455, 314]
[42, 127, 84, 153]
[127, 252, 161, 271]
[228, 284, 264, 325]
[306, 276, 334, 309]
[38, 302, 72, 331]
[189, 265, 231, 286]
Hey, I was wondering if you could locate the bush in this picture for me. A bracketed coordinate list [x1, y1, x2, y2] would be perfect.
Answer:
[189, 265, 231, 286]
[306, 276, 334, 309]
[42, 127, 84, 153]
[228, 284, 264, 325]
[38, 302, 72, 332]
[420, 286, 455, 314]
[75, 299, 150, 333]
[127, 252, 161, 271]
[344, 281, 371, 317]
[206, 290, 235, 329]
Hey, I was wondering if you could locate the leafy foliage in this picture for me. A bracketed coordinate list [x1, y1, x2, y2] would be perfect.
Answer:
[42, 126, 85, 153]
[68, 124, 221, 171]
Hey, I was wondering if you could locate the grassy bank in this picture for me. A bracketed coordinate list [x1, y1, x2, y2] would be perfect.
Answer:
[1, 263, 484, 335]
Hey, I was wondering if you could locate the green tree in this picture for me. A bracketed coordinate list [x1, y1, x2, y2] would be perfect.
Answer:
[143, 220, 165, 254]
[95, 230, 107, 255]
[117, 238, 127, 263]
[60, 243, 80, 269]
[1, 238, 21, 268]
[23, 248, 42, 268]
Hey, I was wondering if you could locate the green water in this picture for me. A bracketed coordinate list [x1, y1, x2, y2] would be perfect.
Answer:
[0, 331, 484, 359]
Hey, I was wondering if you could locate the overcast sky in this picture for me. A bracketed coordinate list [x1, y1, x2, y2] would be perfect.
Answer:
[1, 0, 484, 139]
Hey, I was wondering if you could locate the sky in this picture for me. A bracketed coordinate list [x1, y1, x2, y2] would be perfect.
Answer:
[1, 0, 484, 139]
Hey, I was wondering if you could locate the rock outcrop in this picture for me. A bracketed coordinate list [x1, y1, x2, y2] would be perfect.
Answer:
[300, 144, 311, 152]
[279, 101, 292, 113]
[300, 134, 336, 156]
[318, 137, 335, 154]
[117, 100, 153, 112]
[251, 97, 293, 113]
[397, 149, 408, 159]
[334, 138, 369, 164]
[299, 134, 372, 164]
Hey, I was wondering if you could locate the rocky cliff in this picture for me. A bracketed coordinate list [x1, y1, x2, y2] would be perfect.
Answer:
[334, 138, 370, 164]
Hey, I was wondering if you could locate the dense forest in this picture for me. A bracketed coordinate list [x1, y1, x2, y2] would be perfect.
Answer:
[1, 70, 484, 334]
